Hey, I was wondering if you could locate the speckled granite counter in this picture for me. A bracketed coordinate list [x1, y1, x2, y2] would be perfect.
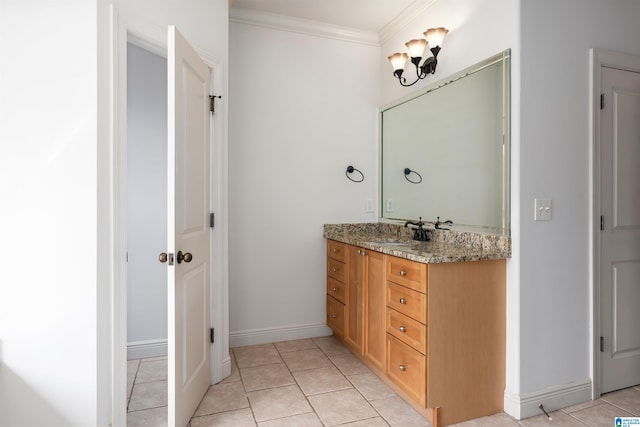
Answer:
[323, 223, 511, 264]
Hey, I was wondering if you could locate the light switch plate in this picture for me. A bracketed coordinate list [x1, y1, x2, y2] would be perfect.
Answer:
[535, 198, 552, 221]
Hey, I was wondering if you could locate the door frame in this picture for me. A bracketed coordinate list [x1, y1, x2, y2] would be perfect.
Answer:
[590, 47, 640, 398]
[109, 6, 229, 425]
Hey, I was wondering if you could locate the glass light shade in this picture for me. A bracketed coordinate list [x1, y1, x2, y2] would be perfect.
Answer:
[388, 52, 408, 71]
[405, 39, 427, 58]
[424, 27, 449, 48]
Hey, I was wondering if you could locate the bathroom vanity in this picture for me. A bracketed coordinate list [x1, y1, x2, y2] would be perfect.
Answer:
[324, 223, 510, 427]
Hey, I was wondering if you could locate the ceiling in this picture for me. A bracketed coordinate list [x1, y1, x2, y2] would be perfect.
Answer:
[229, 0, 421, 33]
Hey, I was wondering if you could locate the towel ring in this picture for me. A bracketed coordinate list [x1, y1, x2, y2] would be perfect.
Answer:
[404, 168, 422, 184]
[346, 165, 364, 183]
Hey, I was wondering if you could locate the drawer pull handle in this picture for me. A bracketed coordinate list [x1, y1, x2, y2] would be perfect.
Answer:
[332, 287, 338, 292]
[399, 326, 407, 333]
[332, 268, 337, 273]
[399, 365, 407, 372]
[332, 248, 337, 253]
[399, 298, 407, 304]
[331, 314, 337, 319]
[399, 269, 407, 276]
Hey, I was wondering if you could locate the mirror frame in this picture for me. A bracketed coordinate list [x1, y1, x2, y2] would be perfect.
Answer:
[379, 49, 511, 235]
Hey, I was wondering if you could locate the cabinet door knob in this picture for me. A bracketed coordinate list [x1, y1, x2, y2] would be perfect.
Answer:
[332, 287, 338, 292]
[332, 248, 337, 253]
[357, 249, 361, 255]
[332, 268, 337, 272]
[399, 298, 407, 304]
[399, 326, 407, 333]
[399, 365, 407, 372]
[331, 314, 337, 319]
[399, 269, 407, 276]
[361, 251, 366, 256]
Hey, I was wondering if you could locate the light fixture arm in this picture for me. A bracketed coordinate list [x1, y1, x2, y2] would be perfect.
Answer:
[395, 51, 440, 87]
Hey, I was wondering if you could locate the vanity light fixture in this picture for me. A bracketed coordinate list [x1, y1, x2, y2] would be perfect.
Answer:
[388, 27, 449, 87]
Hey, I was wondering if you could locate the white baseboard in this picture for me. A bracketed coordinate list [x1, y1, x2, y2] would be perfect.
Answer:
[504, 378, 593, 420]
[127, 339, 168, 360]
[230, 323, 333, 348]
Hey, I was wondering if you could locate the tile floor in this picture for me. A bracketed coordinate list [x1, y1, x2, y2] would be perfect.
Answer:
[127, 336, 640, 427]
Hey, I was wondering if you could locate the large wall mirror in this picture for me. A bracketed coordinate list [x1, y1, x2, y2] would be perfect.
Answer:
[381, 50, 511, 235]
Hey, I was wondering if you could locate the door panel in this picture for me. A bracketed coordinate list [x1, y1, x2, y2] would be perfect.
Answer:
[600, 65, 640, 393]
[168, 25, 211, 426]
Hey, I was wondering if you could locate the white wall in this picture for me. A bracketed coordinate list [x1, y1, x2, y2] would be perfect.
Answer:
[0, 0, 228, 425]
[127, 43, 168, 358]
[0, 1, 103, 425]
[516, 0, 640, 414]
[228, 16, 380, 344]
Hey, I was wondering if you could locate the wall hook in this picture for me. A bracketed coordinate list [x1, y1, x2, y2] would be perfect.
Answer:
[346, 166, 364, 183]
[404, 167, 422, 184]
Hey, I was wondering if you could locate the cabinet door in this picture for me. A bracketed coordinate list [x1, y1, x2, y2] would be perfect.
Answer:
[364, 250, 386, 371]
[345, 245, 364, 352]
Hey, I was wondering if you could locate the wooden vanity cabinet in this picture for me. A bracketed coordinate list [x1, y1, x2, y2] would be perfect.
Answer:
[325, 240, 506, 427]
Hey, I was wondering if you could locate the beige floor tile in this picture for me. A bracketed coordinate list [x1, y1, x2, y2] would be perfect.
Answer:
[191, 408, 256, 427]
[601, 386, 640, 415]
[313, 336, 351, 356]
[370, 396, 431, 427]
[128, 380, 168, 411]
[234, 344, 283, 368]
[454, 412, 518, 427]
[128, 359, 140, 376]
[241, 362, 295, 391]
[274, 339, 319, 353]
[330, 353, 371, 376]
[127, 406, 167, 427]
[128, 374, 136, 401]
[257, 412, 323, 427]
[570, 402, 633, 426]
[247, 384, 313, 422]
[341, 418, 391, 426]
[193, 381, 249, 417]
[347, 372, 397, 401]
[293, 366, 352, 396]
[562, 398, 604, 414]
[281, 348, 332, 372]
[519, 410, 586, 427]
[308, 388, 378, 426]
[136, 359, 168, 383]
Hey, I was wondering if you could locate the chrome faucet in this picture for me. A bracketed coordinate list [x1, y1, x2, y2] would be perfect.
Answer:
[404, 217, 430, 242]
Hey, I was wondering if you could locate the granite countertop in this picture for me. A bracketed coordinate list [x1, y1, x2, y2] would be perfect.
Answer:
[323, 223, 511, 264]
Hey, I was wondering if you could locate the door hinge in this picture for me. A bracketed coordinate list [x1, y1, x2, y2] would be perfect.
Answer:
[209, 95, 222, 113]
[600, 93, 604, 110]
[210, 212, 215, 228]
[600, 336, 604, 352]
[210, 328, 215, 343]
[600, 215, 604, 231]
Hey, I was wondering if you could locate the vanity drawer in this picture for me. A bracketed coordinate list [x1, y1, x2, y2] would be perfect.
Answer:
[386, 308, 427, 355]
[386, 255, 427, 293]
[326, 295, 345, 338]
[327, 240, 347, 263]
[327, 259, 346, 282]
[386, 334, 426, 406]
[327, 277, 346, 303]
[386, 282, 427, 324]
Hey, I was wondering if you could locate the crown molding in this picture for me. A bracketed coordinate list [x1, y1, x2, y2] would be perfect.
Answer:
[378, 0, 440, 45]
[230, 8, 380, 46]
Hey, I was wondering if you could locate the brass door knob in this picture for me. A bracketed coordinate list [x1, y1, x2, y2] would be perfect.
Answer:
[177, 250, 192, 264]
[159, 253, 168, 263]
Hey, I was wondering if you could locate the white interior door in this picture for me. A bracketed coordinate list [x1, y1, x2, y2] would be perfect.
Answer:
[167, 25, 211, 426]
[600, 63, 640, 394]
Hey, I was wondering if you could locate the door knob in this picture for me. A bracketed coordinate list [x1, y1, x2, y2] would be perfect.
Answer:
[177, 250, 192, 264]
[159, 253, 168, 263]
